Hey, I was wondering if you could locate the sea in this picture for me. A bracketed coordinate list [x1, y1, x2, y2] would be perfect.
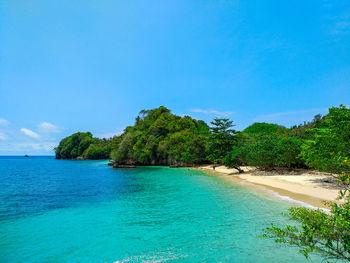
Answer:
[0, 156, 319, 262]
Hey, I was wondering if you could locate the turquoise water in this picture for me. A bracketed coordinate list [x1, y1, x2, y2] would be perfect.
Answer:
[0, 157, 315, 262]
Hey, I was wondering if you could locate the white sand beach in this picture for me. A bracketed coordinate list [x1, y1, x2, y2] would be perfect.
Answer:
[198, 165, 341, 208]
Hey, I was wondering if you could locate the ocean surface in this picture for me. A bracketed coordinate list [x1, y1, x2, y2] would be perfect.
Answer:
[0, 157, 317, 262]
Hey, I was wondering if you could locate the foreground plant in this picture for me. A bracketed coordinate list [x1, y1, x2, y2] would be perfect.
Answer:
[263, 163, 350, 262]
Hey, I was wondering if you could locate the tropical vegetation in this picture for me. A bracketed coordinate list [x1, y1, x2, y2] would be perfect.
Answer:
[55, 105, 350, 261]
[55, 132, 120, 159]
[263, 160, 350, 262]
[55, 105, 350, 174]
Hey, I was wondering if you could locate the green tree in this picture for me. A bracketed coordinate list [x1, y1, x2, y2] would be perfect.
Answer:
[56, 132, 119, 160]
[245, 135, 280, 169]
[263, 162, 350, 262]
[263, 106, 350, 261]
[224, 144, 250, 168]
[227, 135, 303, 170]
[110, 106, 210, 165]
[300, 105, 350, 173]
[55, 132, 94, 159]
[206, 118, 237, 164]
[83, 143, 111, 159]
[275, 137, 303, 168]
[243, 122, 288, 137]
[111, 133, 134, 163]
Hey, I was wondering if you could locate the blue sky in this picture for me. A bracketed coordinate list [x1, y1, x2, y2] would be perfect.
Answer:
[1, 0, 349, 155]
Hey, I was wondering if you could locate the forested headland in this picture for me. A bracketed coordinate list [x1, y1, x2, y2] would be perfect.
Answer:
[55, 105, 350, 175]
[55, 105, 350, 261]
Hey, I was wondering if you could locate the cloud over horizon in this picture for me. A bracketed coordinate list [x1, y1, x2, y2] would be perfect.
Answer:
[38, 122, 62, 133]
[20, 128, 40, 139]
[0, 121, 63, 154]
[0, 131, 7, 141]
[0, 141, 57, 153]
[0, 118, 10, 126]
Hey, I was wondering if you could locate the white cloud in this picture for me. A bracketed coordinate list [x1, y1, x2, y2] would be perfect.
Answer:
[0, 132, 6, 141]
[0, 142, 57, 152]
[0, 118, 10, 126]
[16, 142, 57, 151]
[38, 122, 61, 133]
[190, 109, 234, 117]
[20, 128, 40, 138]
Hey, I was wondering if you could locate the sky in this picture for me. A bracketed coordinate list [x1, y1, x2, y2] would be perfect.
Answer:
[0, 0, 350, 155]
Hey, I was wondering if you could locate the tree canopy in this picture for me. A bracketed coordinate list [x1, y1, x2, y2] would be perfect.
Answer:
[262, 105, 350, 262]
[55, 105, 350, 174]
[263, 161, 350, 262]
[206, 118, 237, 164]
[55, 105, 350, 261]
[243, 122, 288, 137]
[110, 106, 210, 165]
[55, 132, 94, 159]
[55, 132, 118, 159]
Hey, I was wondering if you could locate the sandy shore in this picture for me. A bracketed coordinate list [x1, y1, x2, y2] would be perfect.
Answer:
[197, 165, 341, 208]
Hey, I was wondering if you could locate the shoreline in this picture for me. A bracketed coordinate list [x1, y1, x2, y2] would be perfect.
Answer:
[196, 165, 340, 209]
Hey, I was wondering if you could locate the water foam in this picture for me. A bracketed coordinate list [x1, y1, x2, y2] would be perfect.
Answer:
[267, 189, 330, 213]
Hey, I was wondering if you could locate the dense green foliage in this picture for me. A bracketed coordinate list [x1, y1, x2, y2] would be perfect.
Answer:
[206, 118, 237, 164]
[263, 160, 350, 262]
[243, 122, 288, 137]
[56, 105, 350, 173]
[55, 132, 118, 159]
[264, 199, 350, 261]
[225, 135, 303, 169]
[262, 106, 350, 261]
[55, 132, 94, 159]
[55, 105, 350, 261]
[110, 106, 210, 165]
[83, 141, 112, 159]
[224, 107, 350, 170]
[224, 123, 304, 170]
[300, 106, 350, 173]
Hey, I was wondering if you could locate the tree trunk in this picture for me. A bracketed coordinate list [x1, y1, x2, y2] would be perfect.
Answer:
[234, 166, 244, 173]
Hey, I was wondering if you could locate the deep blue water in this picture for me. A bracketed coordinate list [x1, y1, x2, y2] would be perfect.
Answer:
[0, 157, 318, 262]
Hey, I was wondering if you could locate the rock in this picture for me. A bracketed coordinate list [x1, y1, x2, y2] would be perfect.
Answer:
[120, 165, 136, 168]
[107, 161, 115, 166]
[113, 163, 136, 168]
[169, 163, 195, 168]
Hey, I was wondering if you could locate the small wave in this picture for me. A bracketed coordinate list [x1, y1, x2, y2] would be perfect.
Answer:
[113, 249, 188, 263]
[264, 189, 330, 213]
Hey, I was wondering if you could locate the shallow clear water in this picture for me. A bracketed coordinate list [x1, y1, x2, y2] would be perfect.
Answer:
[0, 157, 316, 262]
